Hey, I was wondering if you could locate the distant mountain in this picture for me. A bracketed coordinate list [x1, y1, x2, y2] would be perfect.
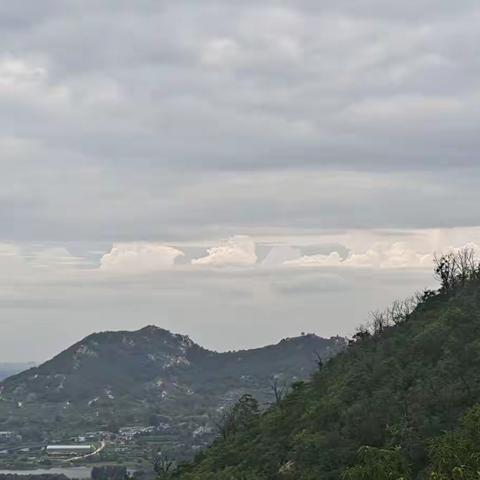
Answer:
[0, 363, 35, 382]
[0, 326, 346, 460]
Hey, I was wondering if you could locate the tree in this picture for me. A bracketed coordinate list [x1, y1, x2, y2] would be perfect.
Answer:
[91, 466, 128, 480]
[313, 350, 324, 370]
[215, 394, 259, 440]
[270, 377, 289, 405]
[429, 404, 480, 479]
[434, 247, 480, 291]
[153, 450, 175, 480]
[343, 446, 410, 480]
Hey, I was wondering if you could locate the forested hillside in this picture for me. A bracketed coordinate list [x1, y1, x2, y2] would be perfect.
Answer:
[176, 249, 480, 479]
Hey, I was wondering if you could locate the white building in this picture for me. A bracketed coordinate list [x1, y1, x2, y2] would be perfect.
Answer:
[46, 445, 94, 457]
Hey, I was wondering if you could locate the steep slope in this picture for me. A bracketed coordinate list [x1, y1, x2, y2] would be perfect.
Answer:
[177, 280, 480, 479]
[0, 327, 345, 459]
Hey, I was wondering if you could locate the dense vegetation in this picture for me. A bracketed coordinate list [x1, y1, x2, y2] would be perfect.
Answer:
[176, 248, 480, 479]
[91, 466, 129, 480]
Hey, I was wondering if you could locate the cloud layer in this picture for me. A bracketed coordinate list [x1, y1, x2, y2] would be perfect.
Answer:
[0, 1, 480, 241]
[1, 228, 480, 361]
[99, 235, 480, 273]
[1, 1, 480, 360]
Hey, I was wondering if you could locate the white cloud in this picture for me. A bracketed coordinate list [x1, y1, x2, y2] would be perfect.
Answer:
[100, 243, 184, 273]
[192, 235, 257, 267]
[348, 242, 433, 268]
[284, 242, 433, 269]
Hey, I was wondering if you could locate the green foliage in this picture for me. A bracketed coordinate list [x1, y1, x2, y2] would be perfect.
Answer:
[429, 405, 480, 479]
[91, 465, 128, 480]
[176, 259, 480, 479]
[153, 449, 175, 480]
[343, 446, 410, 480]
[215, 394, 259, 440]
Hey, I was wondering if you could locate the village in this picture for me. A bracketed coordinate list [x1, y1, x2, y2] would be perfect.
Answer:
[0, 423, 213, 470]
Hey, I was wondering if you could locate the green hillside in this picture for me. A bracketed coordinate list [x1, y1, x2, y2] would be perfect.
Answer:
[176, 249, 480, 479]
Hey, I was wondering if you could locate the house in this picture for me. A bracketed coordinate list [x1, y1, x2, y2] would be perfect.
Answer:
[0, 431, 21, 443]
[84, 431, 115, 441]
[69, 435, 86, 443]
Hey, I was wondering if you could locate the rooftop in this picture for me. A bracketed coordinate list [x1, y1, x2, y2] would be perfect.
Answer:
[47, 445, 93, 450]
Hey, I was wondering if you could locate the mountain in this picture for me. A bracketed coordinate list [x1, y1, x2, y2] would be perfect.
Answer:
[0, 327, 346, 462]
[0, 363, 35, 382]
[176, 253, 480, 479]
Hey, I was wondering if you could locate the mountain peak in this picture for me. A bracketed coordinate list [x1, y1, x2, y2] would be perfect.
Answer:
[138, 324, 170, 334]
[141, 324, 160, 330]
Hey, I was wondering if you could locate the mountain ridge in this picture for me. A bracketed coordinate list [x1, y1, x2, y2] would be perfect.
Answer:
[0, 325, 346, 462]
[1, 326, 345, 400]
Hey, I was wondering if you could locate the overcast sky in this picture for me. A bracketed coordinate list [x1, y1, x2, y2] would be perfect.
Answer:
[1, 0, 480, 361]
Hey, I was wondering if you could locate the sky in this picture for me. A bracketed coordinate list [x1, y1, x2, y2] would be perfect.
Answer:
[1, 0, 480, 361]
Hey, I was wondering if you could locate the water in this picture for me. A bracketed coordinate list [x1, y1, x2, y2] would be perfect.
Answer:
[0, 467, 92, 479]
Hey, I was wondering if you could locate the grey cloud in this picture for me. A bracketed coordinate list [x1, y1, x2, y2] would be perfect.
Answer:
[2, 160, 480, 241]
[0, 2, 479, 174]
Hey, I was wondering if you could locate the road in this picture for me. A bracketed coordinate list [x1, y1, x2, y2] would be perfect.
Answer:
[65, 440, 106, 462]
